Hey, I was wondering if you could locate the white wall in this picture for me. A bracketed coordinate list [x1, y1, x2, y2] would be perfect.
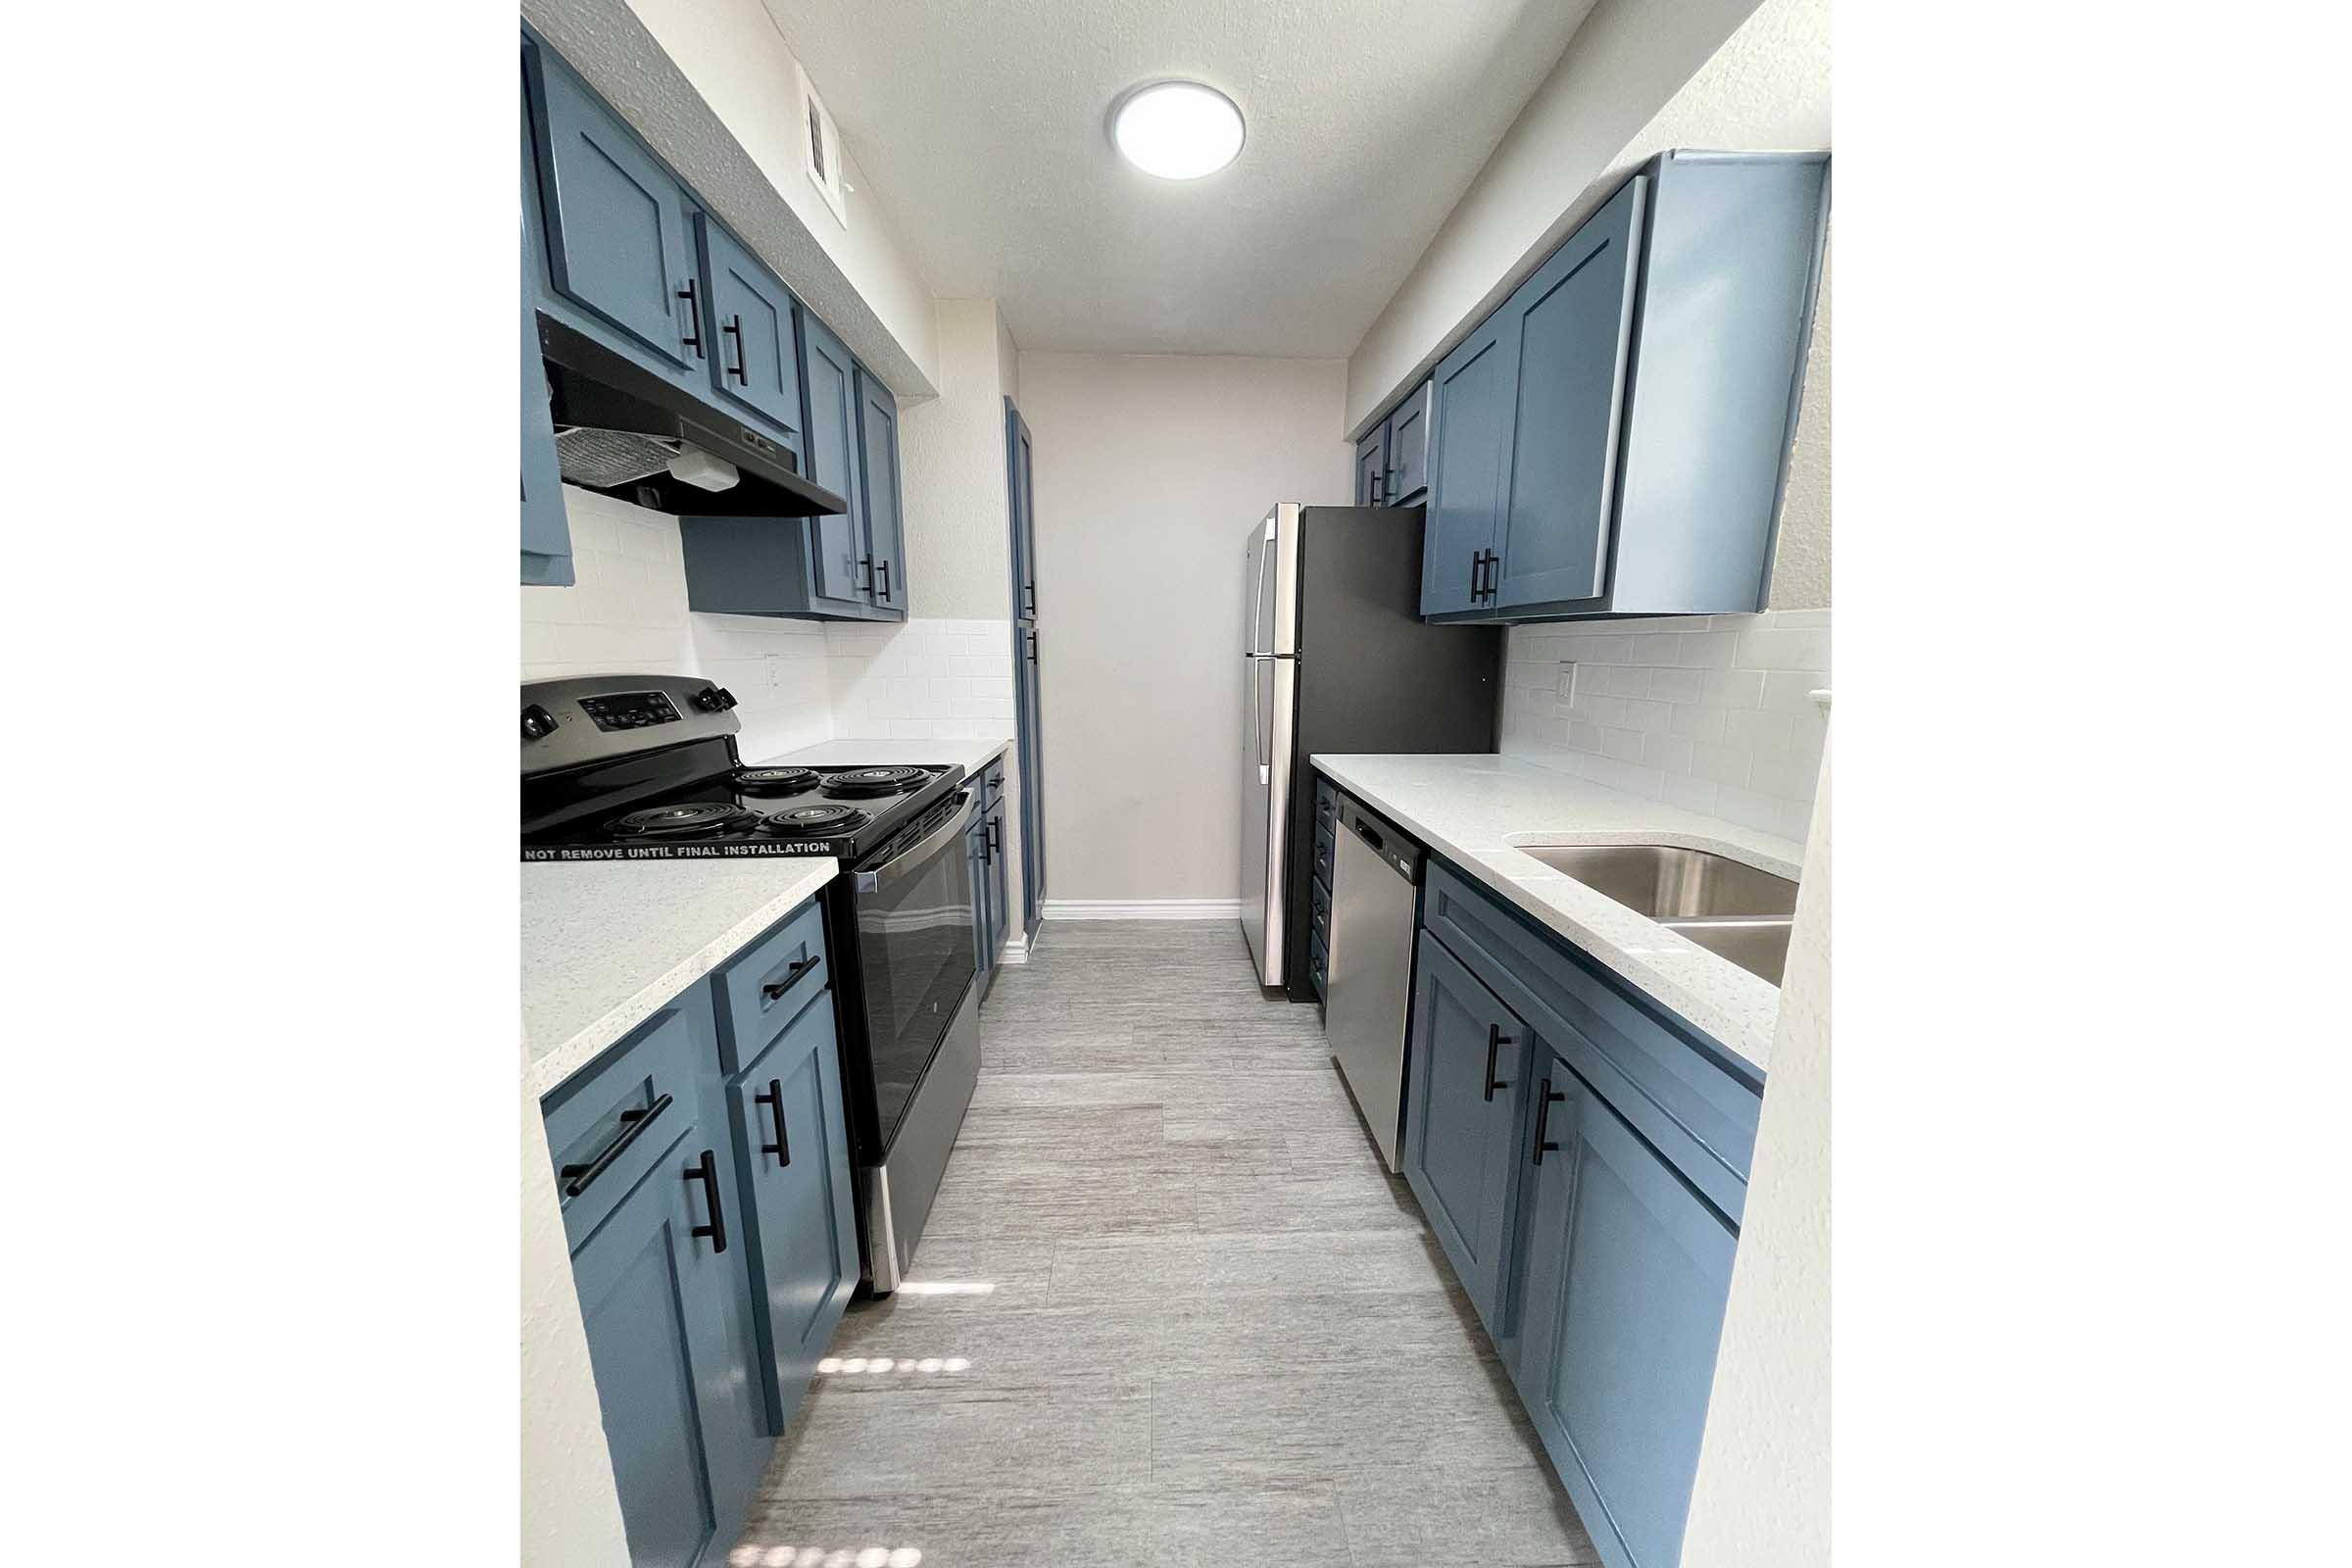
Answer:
[1682, 730, 1831, 1567]
[1500, 610, 1829, 843]
[520, 488, 834, 761]
[1016, 353, 1352, 904]
[520, 1070, 630, 1568]
[900, 301, 1016, 623]
[1346, 0, 1771, 431]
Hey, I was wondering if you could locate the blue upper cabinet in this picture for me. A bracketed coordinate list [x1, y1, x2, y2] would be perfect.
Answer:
[857, 369, 906, 617]
[795, 310, 872, 614]
[1354, 425, 1389, 506]
[520, 248, 574, 588]
[1419, 151, 1829, 621]
[1512, 1046, 1739, 1568]
[1421, 311, 1517, 614]
[1491, 176, 1645, 611]
[526, 45, 705, 374]
[698, 217, 807, 457]
[1385, 380, 1432, 505]
[1401, 931, 1531, 1335]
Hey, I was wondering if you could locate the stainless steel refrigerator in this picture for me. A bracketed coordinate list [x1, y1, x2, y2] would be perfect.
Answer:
[1240, 503, 1502, 1000]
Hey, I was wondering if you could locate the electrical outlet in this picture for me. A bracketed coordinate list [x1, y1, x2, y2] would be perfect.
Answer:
[1556, 661, 1580, 706]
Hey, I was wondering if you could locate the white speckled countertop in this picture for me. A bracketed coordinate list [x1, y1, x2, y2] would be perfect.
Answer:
[1310, 754, 1807, 1074]
[522, 858, 837, 1099]
[758, 736, 1011, 775]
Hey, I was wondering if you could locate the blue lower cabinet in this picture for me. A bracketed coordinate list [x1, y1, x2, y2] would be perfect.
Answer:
[1510, 1048, 1738, 1568]
[724, 989, 858, 1437]
[968, 809, 996, 993]
[568, 1116, 767, 1568]
[1401, 931, 1531, 1335]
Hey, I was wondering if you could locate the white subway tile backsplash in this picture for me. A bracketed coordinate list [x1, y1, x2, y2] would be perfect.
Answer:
[1499, 609, 1831, 842]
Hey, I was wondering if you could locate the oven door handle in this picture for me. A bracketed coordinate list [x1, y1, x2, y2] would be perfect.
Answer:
[856, 791, 979, 893]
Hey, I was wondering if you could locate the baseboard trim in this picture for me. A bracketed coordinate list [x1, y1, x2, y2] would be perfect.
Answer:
[1041, 899, 1242, 922]
[996, 932, 1033, 966]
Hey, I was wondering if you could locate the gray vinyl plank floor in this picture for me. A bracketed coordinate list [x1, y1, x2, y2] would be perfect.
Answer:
[730, 920, 1599, 1568]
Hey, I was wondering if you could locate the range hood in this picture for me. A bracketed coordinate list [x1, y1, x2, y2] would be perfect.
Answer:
[536, 312, 849, 518]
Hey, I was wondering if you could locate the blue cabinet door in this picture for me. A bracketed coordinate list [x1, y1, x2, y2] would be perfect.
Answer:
[1492, 175, 1647, 611]
[984, 802, 1009, 969]
[1401, 931, 1531, 1332]
[856, 369, 906, 616]
[796, 311, 870, 612]
[527, 49, 702, 371]
[725, 993, 858, 1438]
[1354, 425, 1389, 506]
[1005, 399, 1046, 938]
[966, 812, 994, 985]
[1513, 1048, 1738, 1568]
[570, 1123, 754, 1568]
[698, 218, 806, 454]
[520, 253, 574, 587]
[1421, 313, 1517, 614]
[1387, 379, 1432, 504]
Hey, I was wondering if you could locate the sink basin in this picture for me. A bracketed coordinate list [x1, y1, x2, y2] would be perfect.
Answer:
[1661, 918, 1792, 986]
[1521, 844, 1797, 986]
[1520, 844, 1796, 919]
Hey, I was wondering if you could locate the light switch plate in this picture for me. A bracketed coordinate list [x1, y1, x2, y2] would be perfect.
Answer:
[1556, 662, 1579, 705]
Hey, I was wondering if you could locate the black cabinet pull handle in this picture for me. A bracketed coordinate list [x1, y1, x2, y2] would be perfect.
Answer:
[1484, 1023, 1512, 1102]
[987, 819, 1002, 857]
[858, 556, 875, 594]
[754, 1078, 790, 1166]
[676, 279, 703, 355]
[1468, 549, 1483, 600]
[1023, 582, 1037, 617]
[559, 1093, 673, 1199]
[1025, 628, 1039, 664]
[878, 561, 892, 602]
[685, 1148, 727, 1251]
[760, 954, 820, 1004]
[1533, 1077, 1565, 1164]
[722, 315, 747, 383]
[1369, 467, 1386, 505]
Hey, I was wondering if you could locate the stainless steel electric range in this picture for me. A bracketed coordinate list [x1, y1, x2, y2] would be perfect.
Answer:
[521, 672, 980, 1295]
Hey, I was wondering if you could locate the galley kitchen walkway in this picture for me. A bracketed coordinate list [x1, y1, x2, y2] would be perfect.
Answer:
[730, 921, 1598, 1567]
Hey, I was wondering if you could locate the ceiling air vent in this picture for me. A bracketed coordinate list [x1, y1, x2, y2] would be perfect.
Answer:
[799, 63, 849, 228]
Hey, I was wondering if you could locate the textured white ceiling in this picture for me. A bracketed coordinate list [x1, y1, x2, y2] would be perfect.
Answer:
[757, 0, 1598, 357]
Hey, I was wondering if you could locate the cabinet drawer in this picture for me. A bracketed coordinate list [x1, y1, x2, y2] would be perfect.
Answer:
[1315, 777, 1338, 829]
[1310, 931, 1329, 1001]
[982, 758, 1005, 810]
[1313, 822, 1336, 891]
[713, 898, 829, 1074]
[541, 1001, 703, 1252]
[1309, 875, 1333, 939]
[1423, 860, 1759, 1218]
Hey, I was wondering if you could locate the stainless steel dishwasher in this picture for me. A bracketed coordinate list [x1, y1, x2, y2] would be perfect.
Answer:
[1325, 793, 1423, 1171]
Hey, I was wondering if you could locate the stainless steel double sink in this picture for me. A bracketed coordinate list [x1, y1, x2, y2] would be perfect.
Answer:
[1520, 844, 1798, 985]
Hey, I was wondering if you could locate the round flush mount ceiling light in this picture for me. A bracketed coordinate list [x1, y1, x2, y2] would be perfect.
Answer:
[1109, 80, 1245, 179]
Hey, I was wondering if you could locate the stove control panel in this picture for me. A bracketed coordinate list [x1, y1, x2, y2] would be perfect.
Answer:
[578, 691, 682, 733]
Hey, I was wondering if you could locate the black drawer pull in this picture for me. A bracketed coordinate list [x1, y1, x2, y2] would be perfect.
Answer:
[677, 279, 703, 355]
[685, 1148, 727, 1252]
[878, 560, 893, 602]
[760, 954, 821, 1004]
[559, 1093, 672, 1199]
[1533, 1077, 1565, 1164]
[1483, 1023, 1512, 1102]
[754, 1078, 790, 1166]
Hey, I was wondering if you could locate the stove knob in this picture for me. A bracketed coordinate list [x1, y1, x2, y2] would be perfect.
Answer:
[520, 703, 558, 742]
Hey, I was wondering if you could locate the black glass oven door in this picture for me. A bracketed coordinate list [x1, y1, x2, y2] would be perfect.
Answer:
[856, 792, 980, 1150]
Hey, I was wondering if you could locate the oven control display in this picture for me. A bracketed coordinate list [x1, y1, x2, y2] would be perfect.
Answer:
[578, 691, 682, 732]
